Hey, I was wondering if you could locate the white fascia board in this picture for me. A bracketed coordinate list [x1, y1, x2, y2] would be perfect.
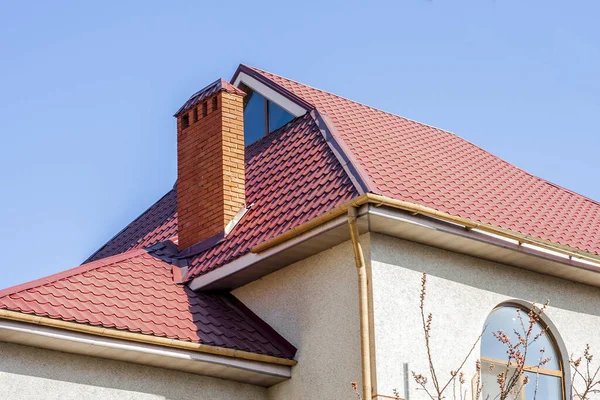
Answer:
[0, 319, 291, 385]
[472, 226, 595, 264]
[233, 71, 307, 117]
[368, 205, 600, 275]
[188, 212, 354, 291]
[189, 200, 600, 292]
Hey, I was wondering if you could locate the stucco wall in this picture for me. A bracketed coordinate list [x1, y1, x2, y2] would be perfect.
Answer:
[0, 341, 267, 400]
[233, 236, 368, 400]
[370, 233, 600, 399]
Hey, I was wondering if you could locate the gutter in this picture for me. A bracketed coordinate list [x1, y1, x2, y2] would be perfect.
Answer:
[251, 193, 600, 268]
[249, 192, 600, 398]
[228, 64, 600, 274]
[252, 195, 367, 253]
[0, 309, 296, 367]
[0, 319, 292, 386]
[188, 213, 351, 291]
[348, 206, 373, 400]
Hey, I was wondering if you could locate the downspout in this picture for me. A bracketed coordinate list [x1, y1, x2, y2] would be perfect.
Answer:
[348, 205, 372, 400]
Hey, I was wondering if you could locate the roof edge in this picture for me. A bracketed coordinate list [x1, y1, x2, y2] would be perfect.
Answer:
[0, 249, 148, 298]
[250, 193, 600, 267]
[232, 64, 314, 111]
[83, 188, 176, 264]
[0, 308, 297, 366]
[0, 318, 291, 387]
[233, 64, 376, 196]
[310, 109, 377, 195]
[223, 294, 297, 359]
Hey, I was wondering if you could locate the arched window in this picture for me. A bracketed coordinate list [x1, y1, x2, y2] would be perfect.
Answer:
[480, 304, 566, 400]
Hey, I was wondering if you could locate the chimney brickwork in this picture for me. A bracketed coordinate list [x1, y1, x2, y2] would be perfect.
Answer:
[176, 81, 245, 250]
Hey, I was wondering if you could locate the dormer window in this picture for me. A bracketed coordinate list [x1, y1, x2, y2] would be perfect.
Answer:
[243, 88, 294, 145]
[268, 100, 294, 133]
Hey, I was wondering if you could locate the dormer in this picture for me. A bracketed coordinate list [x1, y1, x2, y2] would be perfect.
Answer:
[232, 66, 308, 145]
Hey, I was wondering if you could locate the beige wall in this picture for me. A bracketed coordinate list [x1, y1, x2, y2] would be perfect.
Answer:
[233, 237, 367, 400]
[0, 235, 368, 400]
[0, 342, 267, 400]
[8, 230, 594, 400]
[370, 233, 600, 399]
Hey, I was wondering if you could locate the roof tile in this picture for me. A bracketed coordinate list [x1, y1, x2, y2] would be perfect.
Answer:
[248, 66, 600, 257]
[8, 64, 599, 359]
[85, 191, 177, 263]
[183, 113, 358, 278]
[0, 250, 296, 359]
[87, 65, 600, 282]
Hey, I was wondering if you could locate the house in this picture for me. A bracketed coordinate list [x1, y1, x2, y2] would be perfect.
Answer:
[0, 64, 599, 400]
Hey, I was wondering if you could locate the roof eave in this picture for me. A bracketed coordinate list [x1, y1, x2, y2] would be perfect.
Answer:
[188, 193, 600, 291]
[0, 315, 292, 387]
[0, 307, 295, 383]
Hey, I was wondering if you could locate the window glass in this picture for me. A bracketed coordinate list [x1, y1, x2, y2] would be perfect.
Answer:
[524, 373, 562, 400]
[481, 306, 560, 370]
[481, 363, 519, 400]
[268, 100, 294, 133]
[244, 90, 266, 145]
[481, 306, 563, 400]
[243, 87, 296, 145]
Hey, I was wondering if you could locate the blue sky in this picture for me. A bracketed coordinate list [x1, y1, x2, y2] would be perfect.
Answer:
[1, 1, 598, 288]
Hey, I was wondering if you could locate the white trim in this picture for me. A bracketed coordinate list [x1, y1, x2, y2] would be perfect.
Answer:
[367, 205, 600, 278]
[233, 71, 307, 117]
[189, 203, 600, 292]
[225, 205, 251, 236]
[188, 212, 358, 291]
[0, 319, 291, 386]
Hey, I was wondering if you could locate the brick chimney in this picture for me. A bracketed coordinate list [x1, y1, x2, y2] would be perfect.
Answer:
[174, 79, 246, 250]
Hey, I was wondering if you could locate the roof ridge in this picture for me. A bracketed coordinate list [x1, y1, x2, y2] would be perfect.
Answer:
[246, 65, 461, 134]
[539, 177, 600, 206]
[310, 109, 377, 194]
[234, 64, 313, 111]
[246, 65, 600, 207]
[247, 65, 503, 146]
[0, 248, 148, 299]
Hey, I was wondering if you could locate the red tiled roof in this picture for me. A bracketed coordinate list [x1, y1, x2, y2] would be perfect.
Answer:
[0, 248, 296, 359]
[247, 66, 600, 257]
[185, 112, 358, 278]
[89, 65, 600, 278]
[19, 102, 355, 354]
[8, 65, 599, 355]
[85, 190, 178, 263]
[86, 112, 358, 279]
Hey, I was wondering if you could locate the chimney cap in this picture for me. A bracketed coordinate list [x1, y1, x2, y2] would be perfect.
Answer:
[174, 78, 246, 117]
